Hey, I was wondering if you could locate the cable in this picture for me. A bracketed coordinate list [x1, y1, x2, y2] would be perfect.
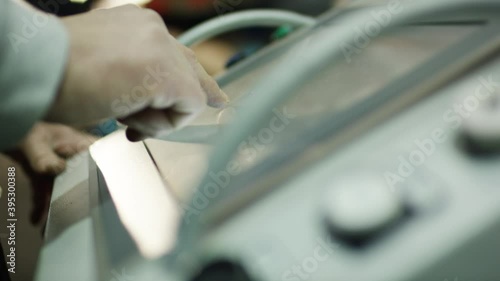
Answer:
[175, 0, 500, 265]
[199, 0, 500, 211]
[177, 9, 316, 47]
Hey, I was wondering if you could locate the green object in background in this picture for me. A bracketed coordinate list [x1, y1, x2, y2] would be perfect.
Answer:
[226, 24, 297, 69]
[271, 24, 295, 41]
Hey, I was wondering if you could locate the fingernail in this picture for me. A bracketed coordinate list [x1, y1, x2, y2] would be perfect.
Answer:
[210, 90, 230, 108]
[126, 129, 147, 142]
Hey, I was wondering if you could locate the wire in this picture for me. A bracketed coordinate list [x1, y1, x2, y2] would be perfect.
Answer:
[177, 9, 316, 47]
[175, 0, 500, 265]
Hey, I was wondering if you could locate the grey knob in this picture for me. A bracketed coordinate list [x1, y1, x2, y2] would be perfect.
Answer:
[463, 93, 500, 151]
[323, 173, 404, 237]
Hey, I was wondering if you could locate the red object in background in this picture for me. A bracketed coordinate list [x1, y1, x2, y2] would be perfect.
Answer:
[147, 0, 213, 16]
[188, 0, 212, 9]
[147, 0, 170, 14]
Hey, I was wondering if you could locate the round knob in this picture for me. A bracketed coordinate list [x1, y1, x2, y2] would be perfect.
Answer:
[463, 93, 500, 152]
[323, 173, 404, 238]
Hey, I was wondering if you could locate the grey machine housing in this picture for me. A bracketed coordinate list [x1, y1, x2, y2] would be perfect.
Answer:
[36, 1, 500, 281]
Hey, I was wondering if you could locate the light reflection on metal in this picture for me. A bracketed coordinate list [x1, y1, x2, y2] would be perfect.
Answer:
[69, 0, 89, 4]
[90, 130, 179, 259]
[92, 0, 151, 9]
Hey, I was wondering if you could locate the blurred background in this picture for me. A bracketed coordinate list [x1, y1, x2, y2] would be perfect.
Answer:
[0, 0, 339, 280]
[27, 0, 339, 75]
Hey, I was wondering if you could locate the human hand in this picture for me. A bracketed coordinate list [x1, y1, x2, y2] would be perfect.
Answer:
[46, 5, 228, 141]
[5, 122, 96, 226]
[19, 122, 97, 175]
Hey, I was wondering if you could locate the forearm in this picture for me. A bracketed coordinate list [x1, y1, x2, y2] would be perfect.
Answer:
[0, 0, 69, 151]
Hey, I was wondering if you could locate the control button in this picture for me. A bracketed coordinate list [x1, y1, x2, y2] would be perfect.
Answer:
[191, 260, 252, 281]
[463, 93, 500, 152]
[323, 173, 404, 240]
